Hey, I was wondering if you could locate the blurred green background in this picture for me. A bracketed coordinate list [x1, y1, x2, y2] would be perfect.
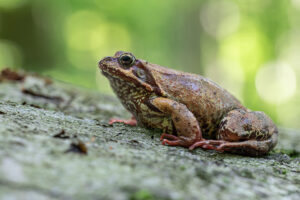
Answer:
[0, 0, 299, 129]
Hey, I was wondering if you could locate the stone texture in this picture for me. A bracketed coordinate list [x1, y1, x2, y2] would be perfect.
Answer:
[0, 70, 299, 200]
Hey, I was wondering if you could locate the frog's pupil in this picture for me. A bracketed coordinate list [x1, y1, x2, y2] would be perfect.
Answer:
[122, 56, 130, 62]
[121, 55, 132, 65]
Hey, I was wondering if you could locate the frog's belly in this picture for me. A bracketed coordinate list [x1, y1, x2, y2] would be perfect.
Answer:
[196, 116, 220, 139]
[138, 113, 220, 139]
[136, 101, 227, 139]
[137, 114, 175, 134]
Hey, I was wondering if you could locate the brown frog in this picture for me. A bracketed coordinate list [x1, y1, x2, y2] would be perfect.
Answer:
[98, 51, 278, 156]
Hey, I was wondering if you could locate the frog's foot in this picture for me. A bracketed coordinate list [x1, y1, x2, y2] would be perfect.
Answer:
[109, 116, 137, 126]
[160, 133, 196, 148]
[160, 133, 180, 141]
[189, 140, 227, 151]
[162, 138, 192, 148]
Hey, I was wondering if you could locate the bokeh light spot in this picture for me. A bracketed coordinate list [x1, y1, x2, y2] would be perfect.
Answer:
[220, 22, 268, 73]
[205, 60, 244, 102]
[278, 31, 300, 72]
[64, 10, 131, 70]
[200, 0, 240, 39]
[255, 62, 296, 104]
[65, 10, 105, 51]
[291, 0, 300, 10]
[64, 10, 131, 94]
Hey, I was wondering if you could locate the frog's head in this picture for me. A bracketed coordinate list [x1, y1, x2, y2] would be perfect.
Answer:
[99, 51, 164, 96]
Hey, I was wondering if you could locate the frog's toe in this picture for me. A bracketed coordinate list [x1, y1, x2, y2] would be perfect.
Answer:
[160, 133, 179, 141]
[162, 139, 191, 147]
[189, 140, 226, 151]
[215, 143, 241, 152]
[109, 117, 137, 126]
[189, 141, 211, 150]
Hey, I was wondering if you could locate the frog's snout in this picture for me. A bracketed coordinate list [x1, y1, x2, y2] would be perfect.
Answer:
[99, 56, 112, 65]
[98, 56, 113, 70]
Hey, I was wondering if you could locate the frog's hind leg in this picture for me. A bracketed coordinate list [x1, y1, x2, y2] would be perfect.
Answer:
[189, 140, 226, 151]
[189, 109, 278, 156]
[189, 134, 277, 156]
[215, 133, 278, 156]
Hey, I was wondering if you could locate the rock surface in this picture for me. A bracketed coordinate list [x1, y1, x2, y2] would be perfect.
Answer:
[0, 69, 299, 200]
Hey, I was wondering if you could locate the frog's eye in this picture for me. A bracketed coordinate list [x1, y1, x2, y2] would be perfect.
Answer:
[119, 53, 135, 67]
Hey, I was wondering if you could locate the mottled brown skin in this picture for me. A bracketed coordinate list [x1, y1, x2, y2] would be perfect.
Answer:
[99, 51, 278, 156]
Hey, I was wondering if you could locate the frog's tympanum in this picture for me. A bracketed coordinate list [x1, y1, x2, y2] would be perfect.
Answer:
[99, 51, 278, 156]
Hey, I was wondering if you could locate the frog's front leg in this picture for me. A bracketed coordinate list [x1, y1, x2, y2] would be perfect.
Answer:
[109, 116, 137, 126]
[150, 97, 203, 147]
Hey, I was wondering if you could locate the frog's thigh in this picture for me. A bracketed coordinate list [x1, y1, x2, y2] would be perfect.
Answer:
[150, 97, 202, 142]
[217, 109, 276, 142]
[215, 109, 278, 155]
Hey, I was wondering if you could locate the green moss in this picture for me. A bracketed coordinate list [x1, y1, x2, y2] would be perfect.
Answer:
[130, 189, 155, 200]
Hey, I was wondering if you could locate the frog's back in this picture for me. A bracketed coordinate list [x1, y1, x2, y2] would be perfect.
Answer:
[150, 65, 244, 138]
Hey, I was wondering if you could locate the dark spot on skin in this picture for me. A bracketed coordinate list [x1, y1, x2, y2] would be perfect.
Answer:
[219, 119, 227, 128]
[243, 123, 252, 131]
[213, 91, 217, 95]
[174, 117, 180, 122]
[256, 135, 263, 140]
[171, 121, 177, 135]
[262, 125, 269, 133]
[201, 123, 208, 132]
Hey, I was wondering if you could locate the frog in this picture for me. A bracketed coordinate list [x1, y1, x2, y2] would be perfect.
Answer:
[98, 51, 278, 156]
